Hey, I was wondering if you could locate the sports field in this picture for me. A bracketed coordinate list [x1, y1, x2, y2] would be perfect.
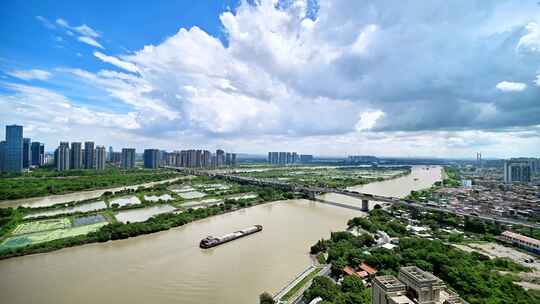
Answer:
[0, 222, 107, 251]
[11, 218, 71, 235]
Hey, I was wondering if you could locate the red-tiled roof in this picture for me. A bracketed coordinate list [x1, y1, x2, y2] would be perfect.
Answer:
[355, 271, 369, 278]
[343, 266, 356, 276]
[359, 262, 378, 275]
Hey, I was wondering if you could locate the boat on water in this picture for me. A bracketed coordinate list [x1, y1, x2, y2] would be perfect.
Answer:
[200, 225, 263, 249]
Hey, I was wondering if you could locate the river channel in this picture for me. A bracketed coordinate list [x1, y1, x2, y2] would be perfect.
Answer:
[0, 166, 441, 304]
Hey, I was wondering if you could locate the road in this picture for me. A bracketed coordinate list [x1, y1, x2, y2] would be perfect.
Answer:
[164, 166, 540, 229]
[273, 264, 331, 304]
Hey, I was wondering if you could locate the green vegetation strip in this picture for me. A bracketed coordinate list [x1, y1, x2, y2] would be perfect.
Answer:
[0, 168, 179, 200]
[281, 267, 323, 301]
[237, 166, 411, 189]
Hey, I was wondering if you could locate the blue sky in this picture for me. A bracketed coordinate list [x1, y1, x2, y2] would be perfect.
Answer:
[1, 0, 540, 158]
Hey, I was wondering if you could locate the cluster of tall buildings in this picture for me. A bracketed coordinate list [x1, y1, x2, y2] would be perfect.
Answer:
[161, 149, 236, 168]
[0, 125, 45, 173]
[2, 125, 241, 173]
[503, 158, 537, 184]
[54, 141, 107, 171]
[55, 144, 142, 171]
[267, 152, 313, 165]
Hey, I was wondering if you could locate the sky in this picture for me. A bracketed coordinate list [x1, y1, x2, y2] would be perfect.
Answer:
[1, 0, 540, 158]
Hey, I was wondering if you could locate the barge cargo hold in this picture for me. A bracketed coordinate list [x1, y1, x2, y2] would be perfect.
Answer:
[200, 225, 263, 249]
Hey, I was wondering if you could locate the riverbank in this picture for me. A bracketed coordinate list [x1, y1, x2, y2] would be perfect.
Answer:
[0, 182, 299, 260]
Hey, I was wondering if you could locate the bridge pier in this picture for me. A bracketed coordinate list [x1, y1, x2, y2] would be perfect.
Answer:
[361, 199, 369, 212]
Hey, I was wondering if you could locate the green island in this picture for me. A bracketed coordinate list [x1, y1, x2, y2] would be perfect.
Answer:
[237, 166, 411, 189]
[0, 174, 300, 259]
[0, 167, 181, 200]
[303, 207, 540, 304]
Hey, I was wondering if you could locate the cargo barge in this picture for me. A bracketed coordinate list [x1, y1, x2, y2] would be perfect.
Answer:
[200, 225, 262, 248]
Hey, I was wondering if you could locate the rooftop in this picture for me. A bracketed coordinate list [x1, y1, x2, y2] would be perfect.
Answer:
[390, 295, 415, 304]
[501, 231, 540, 246]
[359, 262, 378, 275]
[374, 275, 406, 290]
[400, 266, 440, 283]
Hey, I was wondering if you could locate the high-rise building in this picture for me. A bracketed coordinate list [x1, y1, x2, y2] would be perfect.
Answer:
[143, 149, 160, 169]
[122, 148, 136, 169]
[95, 146, 106, 170]
[216, 149, 225, 167]
[31, 141, 44, 166]
[268, 152, 279, 164]
[504, 159, 532, 183]
[225, 153, 231, 166]
[0, 141, 6, 172]
[39, 144, 45, 165]
[292, 152, 298, 164]
[111, 152, 122, 165]
[108, 146, 114, 162]
[268, 151, 300, 165]
[55, 142, 70, 171]
[70, 142, 83, 169]
[22, 138, 31, 168]
[231, 153, 237, 166]
[202, 150, 211, 167]
[84, 141, 95, 169]
[5, 125, 23, 173]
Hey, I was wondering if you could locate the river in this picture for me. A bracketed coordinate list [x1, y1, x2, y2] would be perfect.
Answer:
[0, 166, 441, 304]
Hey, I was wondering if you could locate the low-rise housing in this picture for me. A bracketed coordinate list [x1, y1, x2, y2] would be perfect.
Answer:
[497, 230, 540, 255]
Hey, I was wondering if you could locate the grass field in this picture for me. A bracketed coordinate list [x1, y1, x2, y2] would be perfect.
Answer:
[0, 222, 107, 251]
[11, 218, 71, 235]
[281, 267, 323, 301]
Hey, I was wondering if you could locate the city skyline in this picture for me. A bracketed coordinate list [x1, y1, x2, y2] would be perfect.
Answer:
[1, 1, 540, 158]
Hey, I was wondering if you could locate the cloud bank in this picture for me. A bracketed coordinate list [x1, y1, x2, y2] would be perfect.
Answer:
[5, 0, 540, 157]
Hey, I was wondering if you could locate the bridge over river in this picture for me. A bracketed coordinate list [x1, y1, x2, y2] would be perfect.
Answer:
[165, 166, 540, 230]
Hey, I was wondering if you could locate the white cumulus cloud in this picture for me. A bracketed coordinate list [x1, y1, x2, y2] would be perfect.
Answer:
[355, 110, 385, 131]
[496, 81, 527, 92]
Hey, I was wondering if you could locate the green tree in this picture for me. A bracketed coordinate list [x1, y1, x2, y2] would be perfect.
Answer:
[259, 292, 275, 304]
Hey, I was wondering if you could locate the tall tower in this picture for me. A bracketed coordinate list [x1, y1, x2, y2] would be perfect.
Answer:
[476, 152, 482, 169]
[70, 142, 83, 169]
[55, 142, 70, 171]
[95, 146, 106, 170]
[5, 125, 23, 173]
[84, 141, 95, 169]
[121, 148, 136, 169]
[22, 138, 31, 168]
